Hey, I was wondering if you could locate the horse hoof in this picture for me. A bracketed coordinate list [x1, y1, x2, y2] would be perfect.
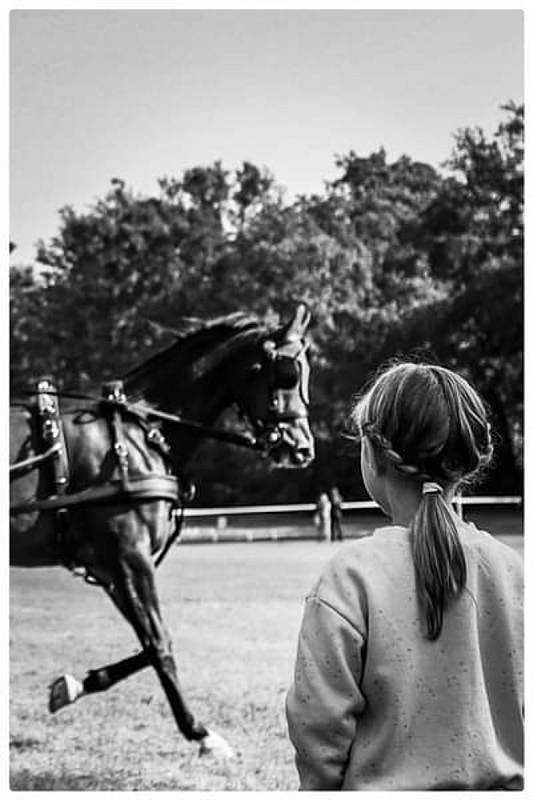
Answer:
[49, 674, 84, 713]
[198, 730, 235, 759]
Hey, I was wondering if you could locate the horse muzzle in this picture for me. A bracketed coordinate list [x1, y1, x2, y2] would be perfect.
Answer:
[263, 419, 315, 469]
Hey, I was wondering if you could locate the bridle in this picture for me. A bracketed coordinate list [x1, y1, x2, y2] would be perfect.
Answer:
[243, 332, 310, 453]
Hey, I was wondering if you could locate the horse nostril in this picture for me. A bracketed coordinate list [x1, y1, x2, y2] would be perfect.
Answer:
[294, 448, 313, 465]
[267, 430, 281, 445]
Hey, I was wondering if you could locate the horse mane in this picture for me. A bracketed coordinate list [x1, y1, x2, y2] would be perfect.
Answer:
[124, 312, 277, 394]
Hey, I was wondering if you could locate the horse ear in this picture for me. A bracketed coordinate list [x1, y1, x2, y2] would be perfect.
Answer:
[146, 320, 183, 339]
[146, 318, 204, 340]
[287, 303, 311, 336]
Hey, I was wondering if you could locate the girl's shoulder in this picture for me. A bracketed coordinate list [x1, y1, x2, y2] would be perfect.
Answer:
[315, 526, 410, 588]
[328, 524, 408, 557]
[460, 522, 523, 575]
[310, 527, 411, 632]
[336, 524, 410, 556]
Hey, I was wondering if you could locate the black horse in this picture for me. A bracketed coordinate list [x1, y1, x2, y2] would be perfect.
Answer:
[10, 305, 314, 756]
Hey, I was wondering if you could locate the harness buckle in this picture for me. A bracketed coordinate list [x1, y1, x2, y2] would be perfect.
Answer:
[102, 380, 127, 405]
[147, 427, 172, 456]
[42, 418, 59, 440]
[35, 375, 70, 491]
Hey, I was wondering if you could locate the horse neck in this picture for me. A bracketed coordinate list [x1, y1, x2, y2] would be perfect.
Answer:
[163, 374, 234, 463]
[124, 354, 240, 465]
[124, 318, 268, 464]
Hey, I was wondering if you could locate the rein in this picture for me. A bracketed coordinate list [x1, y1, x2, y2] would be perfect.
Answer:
[9, 378, 268, 523]
[122, 400, 265, 451]
[11, 390, 266, 452]
[9, 442, 63, 479]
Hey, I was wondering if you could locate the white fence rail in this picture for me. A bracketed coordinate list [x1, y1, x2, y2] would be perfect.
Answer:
[179, 496, 522, 544]
[183, 496, 522, 518]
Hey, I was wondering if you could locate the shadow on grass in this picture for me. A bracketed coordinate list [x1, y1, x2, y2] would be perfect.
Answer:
[10, 769, 130, 791]
[9, 737, 41, 753]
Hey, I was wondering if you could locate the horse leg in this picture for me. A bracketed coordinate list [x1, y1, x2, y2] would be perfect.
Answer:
[49, 650, 150, 712]
[52, 648, 235, 757]
[51, 555, 234, 756]
[104, 544, 233, 757]
[107, 547, 234, 757]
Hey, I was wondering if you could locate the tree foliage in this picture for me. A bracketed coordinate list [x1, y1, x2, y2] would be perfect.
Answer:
[10, 104, 523, 502]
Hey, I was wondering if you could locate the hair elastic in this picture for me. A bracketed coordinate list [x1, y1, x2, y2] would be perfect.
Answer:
[422, 482, 444, 495]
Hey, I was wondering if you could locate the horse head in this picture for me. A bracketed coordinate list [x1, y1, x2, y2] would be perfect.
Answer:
[125, 305, 315, 469]
[235, 304, 315, 468]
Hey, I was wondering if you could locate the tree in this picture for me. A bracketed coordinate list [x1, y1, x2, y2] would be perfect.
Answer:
[12, 172, 236, 388]
[376, 103, 524, 491]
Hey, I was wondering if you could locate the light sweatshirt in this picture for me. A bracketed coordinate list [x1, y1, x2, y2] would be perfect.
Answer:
[286, 523, 523, 791]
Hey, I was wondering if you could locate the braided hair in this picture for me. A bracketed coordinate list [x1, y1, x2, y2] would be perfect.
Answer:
[352, 362, 493, 640]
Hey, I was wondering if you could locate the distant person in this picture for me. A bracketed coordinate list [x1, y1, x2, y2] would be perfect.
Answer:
[287, 362, 523, 790]
[314, 492, 331, 542]
[329, 486, 343, 541]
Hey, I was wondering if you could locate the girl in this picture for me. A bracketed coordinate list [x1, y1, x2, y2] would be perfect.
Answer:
[286, 362, 523, 791]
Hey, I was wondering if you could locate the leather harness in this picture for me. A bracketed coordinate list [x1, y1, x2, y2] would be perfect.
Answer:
[10, 378, 184, 569]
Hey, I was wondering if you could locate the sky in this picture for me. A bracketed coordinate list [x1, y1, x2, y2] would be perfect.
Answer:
[8, 7, 525, 267]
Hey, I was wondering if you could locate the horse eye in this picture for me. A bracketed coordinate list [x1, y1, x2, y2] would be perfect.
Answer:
[248, 363, 262, 379]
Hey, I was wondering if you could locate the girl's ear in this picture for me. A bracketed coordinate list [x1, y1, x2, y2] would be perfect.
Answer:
[363, 437, 386, 476]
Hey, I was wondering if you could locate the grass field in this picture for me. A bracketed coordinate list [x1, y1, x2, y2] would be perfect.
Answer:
[9, 523, 523, 791]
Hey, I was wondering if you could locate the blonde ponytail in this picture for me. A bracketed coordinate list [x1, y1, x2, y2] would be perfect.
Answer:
[412, 492, 467, 639]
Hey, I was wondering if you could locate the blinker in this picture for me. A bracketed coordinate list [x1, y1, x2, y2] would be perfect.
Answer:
[275, 357, 300, 390]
